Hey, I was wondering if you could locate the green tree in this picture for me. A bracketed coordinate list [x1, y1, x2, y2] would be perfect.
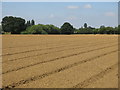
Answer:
[61, 22, 74, 34]
[26, 20, 31, 27]
[48, 25, 60, 34]
[31, 19, 35, 25]
[77, 27, 85, 34]
[99, 25, 106, 34]
[21, 25, 47, 34]
[77, 26, 94, 34]
[2, 16, 26, 34]
[93, 28, 99, 34]
[21, 24, 60, 34]
[114, 27, 118, 34]
[84, 23, 87, 28]
[106, 27, 114, 34]
[0, 25, 3, 34]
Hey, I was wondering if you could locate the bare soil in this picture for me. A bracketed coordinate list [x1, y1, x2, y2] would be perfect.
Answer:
[1, 35, 118, 88]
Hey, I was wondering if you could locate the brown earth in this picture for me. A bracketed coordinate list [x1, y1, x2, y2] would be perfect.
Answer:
[1, 35, 118, 88]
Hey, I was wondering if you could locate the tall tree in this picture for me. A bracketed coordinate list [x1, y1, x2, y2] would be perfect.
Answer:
[26, 20, 31, 27]
[31, 19, 35, 25]
[61, 22, 74, 34]
[84, 23, 87, 28]
[2, 16, 26, 34]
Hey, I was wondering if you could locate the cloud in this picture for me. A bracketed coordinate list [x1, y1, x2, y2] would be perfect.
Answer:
[84, 4, 92, 8]
[67, 5, 79, 9]
[105, 12, 115, 16]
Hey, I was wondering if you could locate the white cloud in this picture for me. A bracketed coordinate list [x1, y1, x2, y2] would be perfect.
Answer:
[84, 4, 92, 8]
[105, 12, 115, 16]
[67, 5, 79, 9]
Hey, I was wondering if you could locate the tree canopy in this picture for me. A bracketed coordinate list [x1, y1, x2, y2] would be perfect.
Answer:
[61, 22, 74, 34]
[1, 16, 120, 34]
[21, 24, 60, 34]
[84, 23, 87, 28]
[2, 16, 26, 34]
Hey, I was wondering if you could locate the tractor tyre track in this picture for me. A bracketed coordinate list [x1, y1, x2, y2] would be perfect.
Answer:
[72, 63, 118, 88]
[2, 43, 117, 75]
[1, 41, 116, 57]
[2, 41, 117, 63]
[3, 49, 118, 89]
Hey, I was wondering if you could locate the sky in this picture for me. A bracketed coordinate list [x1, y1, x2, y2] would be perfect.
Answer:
[2, 2, 118, 28]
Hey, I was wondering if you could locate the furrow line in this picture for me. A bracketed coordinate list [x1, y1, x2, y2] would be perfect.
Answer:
[2, 40, 89, 55]
[3, 49, 118, 89]
[72, 63, 118, 88]
[2, 39, 78, 50]
[2, 44, 117, 75]
[1, 41, 116, 57]
[2, 41, 117, 63]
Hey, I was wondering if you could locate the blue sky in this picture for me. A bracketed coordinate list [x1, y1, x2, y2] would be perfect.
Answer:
[2, 2, 118, 28]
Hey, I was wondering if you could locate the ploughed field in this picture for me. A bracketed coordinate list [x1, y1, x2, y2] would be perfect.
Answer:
[1, 35, 118, 88]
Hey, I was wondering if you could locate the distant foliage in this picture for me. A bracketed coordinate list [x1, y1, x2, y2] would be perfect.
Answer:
[31, 20, 35, 26]
[75, 23, 119, 34]
[21, 24, 60, 34]
[21, 25, 47, 34]
[77, 27, 94, 34]
[61, 22, 74, 34]
[84, 23, 87, 28]
[26, 20, 35, 28]
[2, 16, 26, 34]
[1, 16, 120, 34]
[26, 20, 31, 28]
[118, 25, 120, 34]
[0, 25, 3, 34]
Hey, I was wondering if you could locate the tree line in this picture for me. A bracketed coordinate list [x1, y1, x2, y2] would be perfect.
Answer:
[1, 16, 120, 34]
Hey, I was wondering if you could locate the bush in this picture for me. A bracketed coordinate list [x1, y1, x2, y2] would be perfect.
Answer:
[21, 24, 60, 34]
[21, 25, 48, 34]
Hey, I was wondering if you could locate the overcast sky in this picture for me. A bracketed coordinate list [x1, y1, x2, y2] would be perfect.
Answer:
[2, 2, 118, 28]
